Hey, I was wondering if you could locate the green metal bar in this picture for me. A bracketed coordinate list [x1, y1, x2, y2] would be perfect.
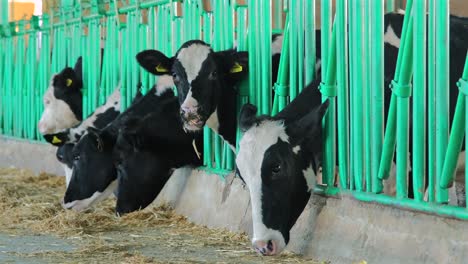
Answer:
[288, 0, 298, 101]
[314, 185, 468, 220]
[412, 0, 426, 201]
[378, 0, 413, 182]
[247, 0, 257, 108]
[271, 13, 290, 116]
[386, 0, 395, 12]
[304, 0, 315, 85]
[427, 0, 436, 202]
[364, 1, 372, 192]
[351, 0, 364, 191]
[260, 0, 271, 115]
[370, 0, 384, 193]
[335, 0, 350, 190]
[435, 0, 449, 203]
[322, 23, 337, 188]
[320, 0, 332, 186]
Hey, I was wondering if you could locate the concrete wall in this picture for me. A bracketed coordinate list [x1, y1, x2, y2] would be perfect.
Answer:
[2, 137, 468, 263]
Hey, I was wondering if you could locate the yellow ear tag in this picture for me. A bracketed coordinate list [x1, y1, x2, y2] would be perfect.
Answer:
[155, 64, 169, 73]
[230, 62, 243, 73]
[66, 79, 73, 87]
[52, 136, 62, 144]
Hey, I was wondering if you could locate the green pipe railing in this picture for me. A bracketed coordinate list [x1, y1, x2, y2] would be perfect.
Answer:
[427, 0, 436, 202]
[412, 0, 426, 201]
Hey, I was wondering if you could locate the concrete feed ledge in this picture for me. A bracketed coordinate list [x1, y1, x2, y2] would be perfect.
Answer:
[2, 136, 468, 264]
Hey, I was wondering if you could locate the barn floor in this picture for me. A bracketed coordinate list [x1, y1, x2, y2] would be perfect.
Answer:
[0, 168, 324, 264]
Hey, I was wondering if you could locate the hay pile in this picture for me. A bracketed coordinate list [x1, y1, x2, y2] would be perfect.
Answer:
[0, 168, 325, 263]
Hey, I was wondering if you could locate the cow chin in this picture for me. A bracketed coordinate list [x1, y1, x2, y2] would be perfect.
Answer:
[62, 180, 118, 212]
[182, 119, 206, 133]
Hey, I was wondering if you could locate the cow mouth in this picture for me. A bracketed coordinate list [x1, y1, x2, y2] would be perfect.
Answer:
[183, 118, 206, 132]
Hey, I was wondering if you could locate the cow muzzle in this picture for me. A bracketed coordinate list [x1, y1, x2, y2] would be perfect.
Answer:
[180, 106, 205, 131]
[252, 240, 278, 256]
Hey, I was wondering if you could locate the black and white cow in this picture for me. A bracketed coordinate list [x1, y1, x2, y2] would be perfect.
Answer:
[113, 105, 203, 215]
[236, 79, 327, 255]
[62, 75, 202, 214]
[136, 41, 249, 147]
[43, 87, 121, 186]
[38, 57, 83, 134]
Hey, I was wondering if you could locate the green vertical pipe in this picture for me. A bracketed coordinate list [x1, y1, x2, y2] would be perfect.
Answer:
[427, 0, 435, 202]
[396, 17, 413, 199]
[336, 0, 349, 189]
[370, 0, 384, 193]
[288, 0, 298, 101]
[412, 0, 426, 201]
[364, 1, 372, 192]
[304, 0, 315, 84]
[1, 0, 7, 25]
[271, 13, 290, 115]
[14, 21, 26, 138]
[441, 53, 468, 189]
[386, 0, 395, 12]
[322, 23, 337, 188]
[321, 0, 332, 186]
[296, 0, 304, 93]
[247, 0, 257, 107]
[260, 0, 271, 115]
[351, 0, 364, 191]
[435, 0, 449, 203]
[202, 10, 213, 167]
[378, 0, 413, 182]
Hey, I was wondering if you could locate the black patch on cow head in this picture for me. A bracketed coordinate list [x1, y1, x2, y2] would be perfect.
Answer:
[56, 143, 75, 168]
[52, 57, 83, 121]
[43, 130, 71, 146]
[136, 50, 174, 75]
[63, 127, 117, 205]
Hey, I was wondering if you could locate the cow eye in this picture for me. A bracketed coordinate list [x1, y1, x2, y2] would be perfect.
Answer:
[172, 72, 179, 82]
[272, 164, 281, 174]
[209, 71, 217, 80]
[44, 99, 50, 105]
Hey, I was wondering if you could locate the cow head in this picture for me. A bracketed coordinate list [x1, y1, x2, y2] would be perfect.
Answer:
[136, 40, 248, 133]
[38, 57, 83, 134]
[235, 100, 329, 256]
[62, 127, 117, 211]
[113, 116, 173, 215]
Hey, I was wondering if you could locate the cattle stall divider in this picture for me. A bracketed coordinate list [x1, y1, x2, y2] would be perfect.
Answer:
[1, 0, 468, 220]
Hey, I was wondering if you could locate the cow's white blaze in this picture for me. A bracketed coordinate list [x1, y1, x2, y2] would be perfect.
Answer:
[63, 180, 118, 211]
[181, 90, 199, 110]
[384, 24, 401, 48]
[177, 43, 211, 83]
[206, 108, 220, 132]
[38, 77, 80, 134]
[236, 120, 288, 252]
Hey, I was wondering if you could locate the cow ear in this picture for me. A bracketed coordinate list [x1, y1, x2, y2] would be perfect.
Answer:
[286, 100, 330, 142]
[215, 50, 249, 83]
[43, 130, 70, 146]
[73, 56, 83, 84]
[87, 127, 107, 152]
[136, 50, 174, 75]
[239, 103, 259, 132]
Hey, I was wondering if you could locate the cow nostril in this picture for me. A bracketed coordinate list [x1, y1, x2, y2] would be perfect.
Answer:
[267, 240, 273, 251]
[57, 154, 64, 162]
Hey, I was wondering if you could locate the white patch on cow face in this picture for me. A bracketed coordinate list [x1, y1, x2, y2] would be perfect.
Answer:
[155, 75, 175, 96]
[38, 78, 80, 134]
[236, 120, 289, 253]
[302, 166, 316, 191]
[271, 35, 283, 55]
[181, 90, 199, 110]
[177, 44, 211, 83]
[62, 180, 118, 212]
[292, 145, 301, 154]
[384, 25, 400, 48]
[62, 165, 73, 188]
